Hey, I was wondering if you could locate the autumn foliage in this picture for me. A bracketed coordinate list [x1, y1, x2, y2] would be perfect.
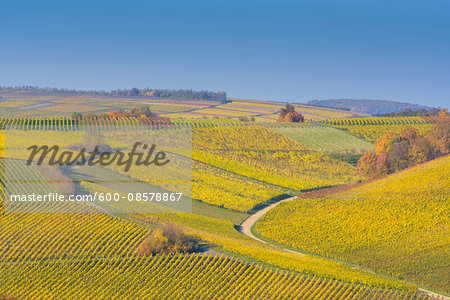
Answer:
[108, 104, 158, 119]
[427, 116, 450, 154]
[358, 116, 449, 178]
[137, 224, 198, 256]
[438, 108, 448, 117]
[356, 151, 377, 178]
[278, 104, 304, 123]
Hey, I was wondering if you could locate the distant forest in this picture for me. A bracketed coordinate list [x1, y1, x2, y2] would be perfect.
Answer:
[307, 99, 435, 115]
[380, 108, 441, 117]
[0, 86, 228, 102]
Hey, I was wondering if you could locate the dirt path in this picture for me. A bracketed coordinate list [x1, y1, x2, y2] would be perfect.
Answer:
[418, 289, 450, 300]
[239, 193, 449, 300]
[240, 195, 301, 255]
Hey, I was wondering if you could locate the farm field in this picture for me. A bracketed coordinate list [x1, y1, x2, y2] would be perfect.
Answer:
[192, 125, 358, 190]
[61, 154, 419, 291]
[0, 254, 423, 300]
[0, 108, 447, 299]
[72, 160, 284, 213]
[2, 1, 449, 298]
[53, 122, 352, 211]
[0, 115, 242, 130]
[164, 98, 368, 121]
[0, 91, 368, 122]
[332, 123, 435, 142]
[136, 210, 415, 290]
[324, 116, 432, 126]
[192, 163, 285, 212]
[264, 123, 374, 163]
[256, 155, 450, 294]
[322, 116, 439, 142]
[0, 91, 219, 117]
[0, 160, 150, 261]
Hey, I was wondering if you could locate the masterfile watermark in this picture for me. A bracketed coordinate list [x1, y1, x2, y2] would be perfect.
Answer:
[26, 142, 170, 171]
[3, 125, 193, 214]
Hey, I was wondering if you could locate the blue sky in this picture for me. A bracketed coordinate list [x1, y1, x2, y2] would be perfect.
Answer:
[1, 0, 449, 107]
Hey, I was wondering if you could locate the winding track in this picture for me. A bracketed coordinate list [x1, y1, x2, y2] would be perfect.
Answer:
[240, 195, 301, 254]
[239, 195, 449, 300]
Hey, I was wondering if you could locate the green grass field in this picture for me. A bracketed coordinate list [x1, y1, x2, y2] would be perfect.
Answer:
[265, 124, 374, 164]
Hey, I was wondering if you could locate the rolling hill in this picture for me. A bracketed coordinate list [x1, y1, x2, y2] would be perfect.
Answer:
[257, 155, 450, 294]
[307, 99, 433, 115]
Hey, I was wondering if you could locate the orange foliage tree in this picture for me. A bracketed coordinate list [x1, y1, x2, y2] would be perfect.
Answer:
[374, 131, 397, 154]
[278, 104, 304, 122]
[137, 223, 198, 256]
[358, 121, 449, 178]
[438, 108, 448, 117]
[427, 117, 450, 154]
[356, 151, 376, 178]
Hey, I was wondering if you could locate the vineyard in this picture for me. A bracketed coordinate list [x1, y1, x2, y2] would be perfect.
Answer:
[0, 158, 416, 295]
[1, 4, 449, 296]
[257, 155, 450, 294]
[0, 254, 426, 300]
[192, 163, 284, 212]
[0, 92, 364, 122]
[264, 123, 374, 163]
[332, 124, 435, 143]
[139, 211, 415, 290]
[0, 108, 447, 299]
[0, 159, 150, 261]
[192, 126, 357, 190]
[322, 116, 435, 126]
[163, 98, 365, 121]
[320, 116, 442, 142]
[0, 159, 419, 299]
[0, 115, 242, 129]
[0, 92, 220, 117]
